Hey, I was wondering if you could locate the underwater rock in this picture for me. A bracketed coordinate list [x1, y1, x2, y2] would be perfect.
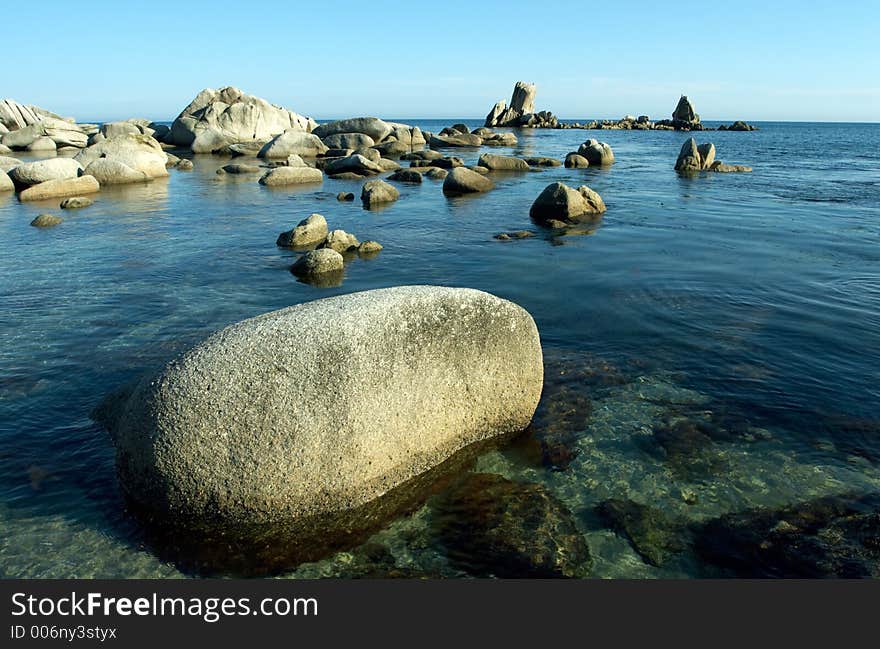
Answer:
[693, 493, 880, 578]
[430, 472, 592, 578]
[597, 499, 687, 567]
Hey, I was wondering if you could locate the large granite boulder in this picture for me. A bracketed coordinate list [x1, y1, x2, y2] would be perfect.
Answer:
[94, 287, 543, 553]
[168, 86, 316, 150]
[257, 130, 328, 158]
[74, 133, 169, 179]
[312, 117, 393, 143]
[529, 182, 606, 224]
[324, 154, 384, 176]
[7, 158, 83, 186]
[84, 159, 150, 185]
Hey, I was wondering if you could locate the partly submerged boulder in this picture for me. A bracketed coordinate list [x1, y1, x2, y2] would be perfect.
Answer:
[361, 179, 399, 207]
[442, 167, 495, 195]
[477, 153, 529, 171]
[276, 213, 329, 248]
[529, 181, 606, 224]
[258, 166, 323, 186]
[258, 130, 328, 158]
[19, 175, 100, 202]
[94, 286, 543, 560]
[169, 86, 317, 150]
[312, 117, 393, 143]
[577, 139, 615, 166]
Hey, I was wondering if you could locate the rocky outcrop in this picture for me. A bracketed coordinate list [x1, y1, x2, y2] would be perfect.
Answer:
[718, 120, 758, 131]
[672, 95, 700, 127]
[74, 133, 169, 180]
[442, 167, 495, 195]
[675, 138, 752, 174]
[529, 182, 606, 225]
[19, 175, 100, 202]
[484, 81, 559, 128]
[168, 86, 317, 151]
[94, 286, 543, 557]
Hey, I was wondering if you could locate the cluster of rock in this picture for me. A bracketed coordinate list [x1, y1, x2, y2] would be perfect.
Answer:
[718, 120, 758, 131]
[1, 98, 97, 153]
[275, 213, 382, 285]
[674, 138, 752, 173]
[94, 286, 543, 570]
[430, 123, 517, 148]
[485, 82, 559, 128]
[564, 139, 615, 168]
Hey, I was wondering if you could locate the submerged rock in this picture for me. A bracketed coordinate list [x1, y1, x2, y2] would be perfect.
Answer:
[597, 499, 687, 567]
[337, 192, 355, 201]
[477, 153, 529, 171]
[30, 213, 62, 228]
[94, 287, 543, 572]
[524, 157, 562, 167]
[59, 196, 93, 209]
[430, 472, 591, 578]
[84, 159, 149, 185]
[693, 493, 880, 578]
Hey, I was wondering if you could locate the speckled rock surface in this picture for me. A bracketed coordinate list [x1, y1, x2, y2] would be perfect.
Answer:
[96, 286, 544, 536]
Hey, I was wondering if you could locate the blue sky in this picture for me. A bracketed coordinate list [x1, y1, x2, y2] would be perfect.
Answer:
[4, 0, 878, 122]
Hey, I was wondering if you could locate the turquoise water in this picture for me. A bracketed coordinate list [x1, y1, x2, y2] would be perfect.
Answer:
[1, 121, 879, 577]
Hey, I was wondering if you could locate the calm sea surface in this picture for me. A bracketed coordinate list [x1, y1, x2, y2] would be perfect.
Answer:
[1, 120, 878, 577]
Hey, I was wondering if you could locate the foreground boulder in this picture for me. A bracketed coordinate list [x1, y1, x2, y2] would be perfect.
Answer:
[169, 86, 316, 150]
[442, 167, 495, 195]
[19, 175, 100, 201]
[529, 182, 606, 224]
[95, 286, 543, 564]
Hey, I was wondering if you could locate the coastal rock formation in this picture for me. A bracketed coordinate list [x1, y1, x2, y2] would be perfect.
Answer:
[718, 120, 758, 131]
[258, 166, 323, 186]
[675, 138, 752, 173]
[19, 175, 100, 202]
[257, 130, 328, 158]
[529, 182, 606, 224]
[484, 82, 559, 128]
[168, 86, 316, 151]
[94, 287, 543, 550]
[361, 179, 399, 207]
[477, 154, 529, 172]
[442, 167, 495, 195]
[8, 158, 83, 187]
[74, 133, 169, 180]
[0, 99, 95, 150]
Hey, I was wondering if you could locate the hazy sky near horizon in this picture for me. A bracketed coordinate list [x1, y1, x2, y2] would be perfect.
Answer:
[4, 0, 878, 122]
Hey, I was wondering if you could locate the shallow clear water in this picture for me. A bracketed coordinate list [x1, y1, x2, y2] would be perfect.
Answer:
[1, 120, 878, 578]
